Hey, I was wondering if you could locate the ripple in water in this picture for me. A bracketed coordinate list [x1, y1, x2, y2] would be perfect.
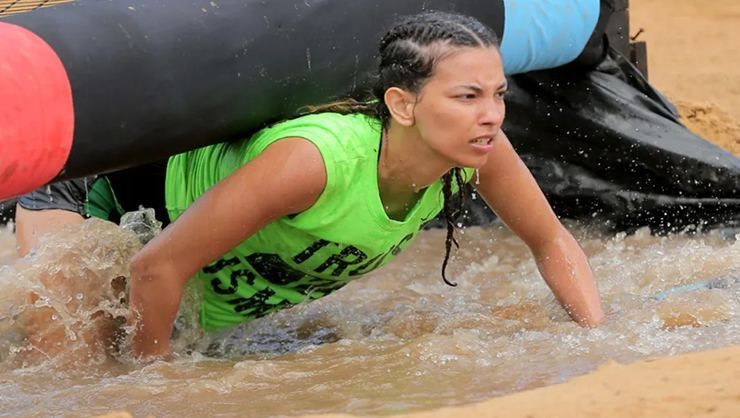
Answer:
[0, 219, 737, 417]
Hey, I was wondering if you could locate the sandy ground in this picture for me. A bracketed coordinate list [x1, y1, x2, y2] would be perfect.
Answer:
[631, 0, 740, 155]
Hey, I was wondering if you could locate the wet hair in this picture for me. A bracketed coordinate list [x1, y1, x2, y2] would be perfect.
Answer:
[305, 11, 500, 286]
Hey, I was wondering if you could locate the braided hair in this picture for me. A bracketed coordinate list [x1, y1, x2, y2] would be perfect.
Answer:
[305, 11, 500, 286]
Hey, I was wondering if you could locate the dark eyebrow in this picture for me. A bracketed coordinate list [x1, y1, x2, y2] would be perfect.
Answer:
[458, 81, 508, 92]
[459, 84, 484, 93]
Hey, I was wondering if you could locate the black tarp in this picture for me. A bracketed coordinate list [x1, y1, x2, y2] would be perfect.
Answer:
[0, 198, 14, 224]
[455, 48, 740, 233]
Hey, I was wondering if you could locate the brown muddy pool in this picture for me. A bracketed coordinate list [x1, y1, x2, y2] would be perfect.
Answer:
[0, 219, 738, 417]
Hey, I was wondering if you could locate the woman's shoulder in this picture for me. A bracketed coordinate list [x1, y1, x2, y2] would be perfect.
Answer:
[249, 112, 379, 155]
[266, 112, 379, 137]
[242, 112, 380, 165]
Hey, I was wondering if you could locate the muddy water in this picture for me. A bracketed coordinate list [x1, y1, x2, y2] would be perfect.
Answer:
[0, 219, 738, 417]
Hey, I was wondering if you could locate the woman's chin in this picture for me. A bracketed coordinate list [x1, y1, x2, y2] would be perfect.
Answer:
[455, 154, 489, 171]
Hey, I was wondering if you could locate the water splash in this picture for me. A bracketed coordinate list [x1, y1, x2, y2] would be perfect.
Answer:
[0, 219, 141, 369]
[0, 222, 737, 416]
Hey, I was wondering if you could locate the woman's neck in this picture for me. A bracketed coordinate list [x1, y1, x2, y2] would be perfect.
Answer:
[376, 123, 451, 219]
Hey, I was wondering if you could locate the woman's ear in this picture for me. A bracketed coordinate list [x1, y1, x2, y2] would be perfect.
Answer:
[384, 87, 416, 127]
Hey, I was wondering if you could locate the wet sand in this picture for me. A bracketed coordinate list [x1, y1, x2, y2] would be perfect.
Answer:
[306, 345, 740, 418]
[100, 344, 740, 418]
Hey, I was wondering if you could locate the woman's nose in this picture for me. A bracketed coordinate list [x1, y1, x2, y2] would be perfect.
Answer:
[479, 100, 505, 126]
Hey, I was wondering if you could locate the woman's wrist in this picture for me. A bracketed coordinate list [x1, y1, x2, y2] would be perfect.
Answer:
[534, 231, 604, 327]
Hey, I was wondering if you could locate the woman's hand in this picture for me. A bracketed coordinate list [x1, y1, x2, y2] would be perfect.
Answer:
[128, 250, 185, 359]
[128, 137, 327, 359]
[474, 131, 604, 326]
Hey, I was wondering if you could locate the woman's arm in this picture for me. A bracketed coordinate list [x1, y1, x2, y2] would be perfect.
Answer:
[473, 131, 604, 327]
[129, 138, 327, 358]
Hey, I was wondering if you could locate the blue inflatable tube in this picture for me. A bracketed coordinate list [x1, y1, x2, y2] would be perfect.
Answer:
[500, 0, 601, 73]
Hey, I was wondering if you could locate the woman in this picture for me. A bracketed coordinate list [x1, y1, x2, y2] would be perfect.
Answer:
[16, 11, 604, 359]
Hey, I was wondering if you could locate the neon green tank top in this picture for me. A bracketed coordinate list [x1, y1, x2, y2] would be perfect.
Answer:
[165, 113, 468, 330]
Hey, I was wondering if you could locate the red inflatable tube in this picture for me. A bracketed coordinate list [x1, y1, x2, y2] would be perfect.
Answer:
[0, 21, 73, 199]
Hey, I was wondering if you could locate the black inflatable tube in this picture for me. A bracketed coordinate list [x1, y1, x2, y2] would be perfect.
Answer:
[3, 0, 507, 184]
[2, 0, 738, 233]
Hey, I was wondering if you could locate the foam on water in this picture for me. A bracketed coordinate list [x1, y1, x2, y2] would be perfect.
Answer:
[0, 220, 738, 416]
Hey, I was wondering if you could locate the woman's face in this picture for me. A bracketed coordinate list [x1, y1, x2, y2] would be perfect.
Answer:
[411, 46, 506, 169]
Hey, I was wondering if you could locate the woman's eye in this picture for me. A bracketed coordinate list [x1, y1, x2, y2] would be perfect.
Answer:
[458, 94, 476, 100]
[495, 91, 508, 99]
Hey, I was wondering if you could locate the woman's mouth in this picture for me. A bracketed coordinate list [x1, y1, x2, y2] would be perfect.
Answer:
[470, 136, 495, 151]
[470, 136, 493, 145]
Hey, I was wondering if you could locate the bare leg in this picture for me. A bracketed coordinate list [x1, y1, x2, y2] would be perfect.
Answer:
[15, 205, 85, 257]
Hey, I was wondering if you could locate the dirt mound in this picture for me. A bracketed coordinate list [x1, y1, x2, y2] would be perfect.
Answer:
[676, 100, 740, 156]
